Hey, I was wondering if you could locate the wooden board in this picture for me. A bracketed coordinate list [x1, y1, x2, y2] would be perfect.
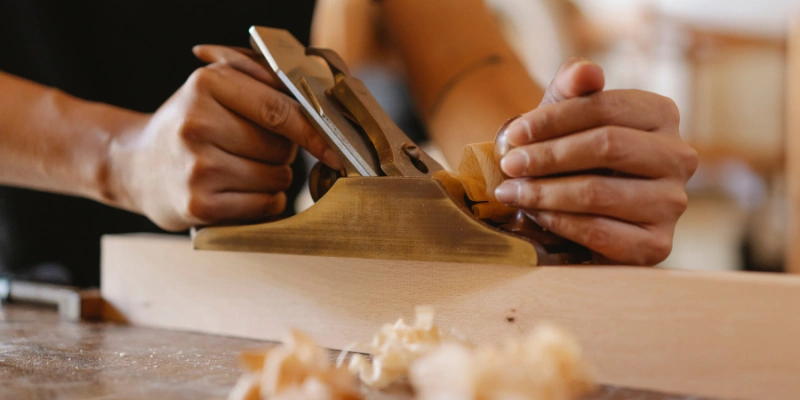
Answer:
[101, 234, 800, 400]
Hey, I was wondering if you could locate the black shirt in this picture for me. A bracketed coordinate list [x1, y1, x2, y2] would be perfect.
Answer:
[0, 0, 316, 287]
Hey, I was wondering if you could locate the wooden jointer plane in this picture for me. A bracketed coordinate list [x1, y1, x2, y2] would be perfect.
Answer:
[192, 26, 592, 266]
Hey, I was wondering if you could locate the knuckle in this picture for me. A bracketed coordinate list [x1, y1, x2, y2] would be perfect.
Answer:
[186, 195, 217, 223]
[579, 222, 611, 250]
[276, 165, 294, 191]
[536, 144, 556, 172]
[680, 145, 700, 177]
[595, 127, 627, 163]
[261, 133, 296, 165]
[312, 136, 332, 158]
[660, 95, 681, 125]
[669, 190, 689, 215]
[258, 93, 291, 131]
[275, 152, 296, 166]
[280, 144, 297, 165]
[177, 116, 207, 144]
[580, 179, 613, 210]
[187, 158, 219, 187]
[518, 180, 542, 208]
[262, 193, 287, 216]
[539, 211, 561, 231]
[532, 107, 556, 133]
[644, 235, 673, 265]
[187, 66, 219, 91]
[275, 140, 298, 165]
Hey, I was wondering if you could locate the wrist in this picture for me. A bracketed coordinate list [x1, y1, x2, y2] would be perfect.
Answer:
[84, 103, 150, 212]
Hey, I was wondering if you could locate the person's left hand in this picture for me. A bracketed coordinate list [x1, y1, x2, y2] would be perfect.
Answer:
[494, 59, 698, 265]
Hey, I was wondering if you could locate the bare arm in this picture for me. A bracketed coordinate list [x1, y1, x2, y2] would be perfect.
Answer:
[0, 46, 340, 231]
[380, 0, 543, 166]
[0, 71, 143, 204]
[311, 0, 542, 166]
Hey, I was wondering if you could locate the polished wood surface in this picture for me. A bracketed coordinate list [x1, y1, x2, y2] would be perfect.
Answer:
[0, 304, 712, 400]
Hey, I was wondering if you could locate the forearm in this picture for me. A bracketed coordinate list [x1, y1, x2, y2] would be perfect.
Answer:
[425, 60, 542, 166]
[0, 71, 145, 206]
[381, 0, 543, 165]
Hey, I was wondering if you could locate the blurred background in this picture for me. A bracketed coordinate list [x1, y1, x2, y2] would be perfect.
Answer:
[312, 0, 800, 274]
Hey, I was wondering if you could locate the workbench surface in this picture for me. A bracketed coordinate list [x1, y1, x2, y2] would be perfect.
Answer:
[0, 304, 711, 400]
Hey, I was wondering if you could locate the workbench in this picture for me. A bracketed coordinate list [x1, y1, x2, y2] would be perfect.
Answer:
[0, 303, 711, 400]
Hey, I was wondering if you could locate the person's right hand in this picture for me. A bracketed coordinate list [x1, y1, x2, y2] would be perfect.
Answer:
[493, 59, 697, 265]
[108, 46, 342, 231]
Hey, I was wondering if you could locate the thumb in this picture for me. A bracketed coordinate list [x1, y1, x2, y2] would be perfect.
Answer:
[540, 58, 605, 107]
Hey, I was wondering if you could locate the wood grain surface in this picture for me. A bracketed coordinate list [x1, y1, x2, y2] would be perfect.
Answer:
[0, 304, 712, 400]
[457, 142, 516, 221]
[102, 234, 800, 400]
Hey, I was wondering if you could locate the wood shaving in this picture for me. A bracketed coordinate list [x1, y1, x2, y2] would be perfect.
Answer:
[345, 306, 462, 389]
[230, 308, 594, 400]
[227, 330, 361, 400]
[409, 323, 595, 400]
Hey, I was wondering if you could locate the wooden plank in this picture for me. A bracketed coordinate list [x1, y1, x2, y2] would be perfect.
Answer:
[101, 234, 800, 400]
[788, 16, 800, 274]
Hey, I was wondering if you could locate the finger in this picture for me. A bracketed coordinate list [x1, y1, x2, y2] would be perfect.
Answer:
[193, 45, 258, 61]
[527, 210, 673, 265]
[192, 192, 288, 224]
[539, 57, 605, 107]
[212, 152, 295, 194]
[494, 175, 688, 225]
[224, 160, 293, 194]
[505, 58, 604, 147]
[193, 64, 343, 169]
[505, 89, 680, 145]
[193, 45, 282, 88]
[500, 126, 686, 178]
[212, 112, 297, 165]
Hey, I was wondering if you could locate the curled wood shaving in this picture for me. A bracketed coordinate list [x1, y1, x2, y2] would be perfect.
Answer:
[409, 323, 595, 400]
[346, 306, 463, 389]
[227, 330, 362, 400]
[231, 308, 594, 400]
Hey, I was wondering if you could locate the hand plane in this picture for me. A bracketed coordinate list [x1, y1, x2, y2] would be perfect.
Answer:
[192, 26, 592, 266]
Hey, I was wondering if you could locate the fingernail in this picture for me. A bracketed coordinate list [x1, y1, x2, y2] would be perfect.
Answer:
[494, 181, 521, 205]
[506, 119, 533, 146]
[571, 58, 594, 68]
[500, 150, 529, 177]
[322, 149, 343, 170]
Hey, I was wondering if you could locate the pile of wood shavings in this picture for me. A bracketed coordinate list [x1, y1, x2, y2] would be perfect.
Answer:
[229, 308, 594, 400]
[343, 305, 465, 389]
[227, 330, 360, 400]
[409, 324, 595, 400]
